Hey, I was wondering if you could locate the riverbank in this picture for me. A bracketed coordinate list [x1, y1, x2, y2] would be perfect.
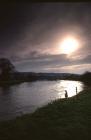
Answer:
[0, 88, 91, 140]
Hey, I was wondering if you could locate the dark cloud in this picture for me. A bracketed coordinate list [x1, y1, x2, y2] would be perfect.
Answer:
[78, 55, 91, 64]
[0, 3, 91, 73]
[15, 53, 91, 73]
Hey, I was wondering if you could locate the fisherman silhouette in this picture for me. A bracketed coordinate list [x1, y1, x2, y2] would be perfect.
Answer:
[65, 90, 68, 98]
[76, 87, 77, 95]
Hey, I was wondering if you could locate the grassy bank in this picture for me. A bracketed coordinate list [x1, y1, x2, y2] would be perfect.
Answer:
[0, 89, 91, 140]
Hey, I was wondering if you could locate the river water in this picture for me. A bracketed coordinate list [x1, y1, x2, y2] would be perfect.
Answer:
[0, 80, 84, 121]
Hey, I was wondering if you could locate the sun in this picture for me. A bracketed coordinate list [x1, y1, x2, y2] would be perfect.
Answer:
[60, 37, 79, 54]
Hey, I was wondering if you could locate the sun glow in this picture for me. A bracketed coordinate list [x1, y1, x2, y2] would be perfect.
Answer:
[60, 37, 79, 54]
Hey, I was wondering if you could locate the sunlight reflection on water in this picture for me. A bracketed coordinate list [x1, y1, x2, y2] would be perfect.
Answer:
[56, 80, 83, 98]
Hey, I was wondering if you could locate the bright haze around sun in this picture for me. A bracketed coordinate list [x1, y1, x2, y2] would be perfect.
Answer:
[59, 36, 79, 55]
[0, 3, 91, 74]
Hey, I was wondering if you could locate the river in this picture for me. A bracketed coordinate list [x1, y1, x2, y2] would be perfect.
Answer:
[0, 80, 84, 121]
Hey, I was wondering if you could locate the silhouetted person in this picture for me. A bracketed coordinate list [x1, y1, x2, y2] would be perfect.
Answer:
[65, 90, 68, 98]
[76, 87, 77, 95]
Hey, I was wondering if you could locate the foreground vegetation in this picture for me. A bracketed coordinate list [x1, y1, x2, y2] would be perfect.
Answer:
[0, 88, 91, 140]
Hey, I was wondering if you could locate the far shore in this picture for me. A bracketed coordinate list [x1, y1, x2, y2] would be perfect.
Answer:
[0, 71, 90, 87]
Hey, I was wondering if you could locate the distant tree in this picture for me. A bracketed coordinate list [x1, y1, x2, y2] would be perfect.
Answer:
[81, 71, 91, 84]
[0, 58, 16, 80]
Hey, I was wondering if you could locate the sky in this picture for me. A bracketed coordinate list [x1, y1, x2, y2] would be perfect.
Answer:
[0, 2, 91, 74]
